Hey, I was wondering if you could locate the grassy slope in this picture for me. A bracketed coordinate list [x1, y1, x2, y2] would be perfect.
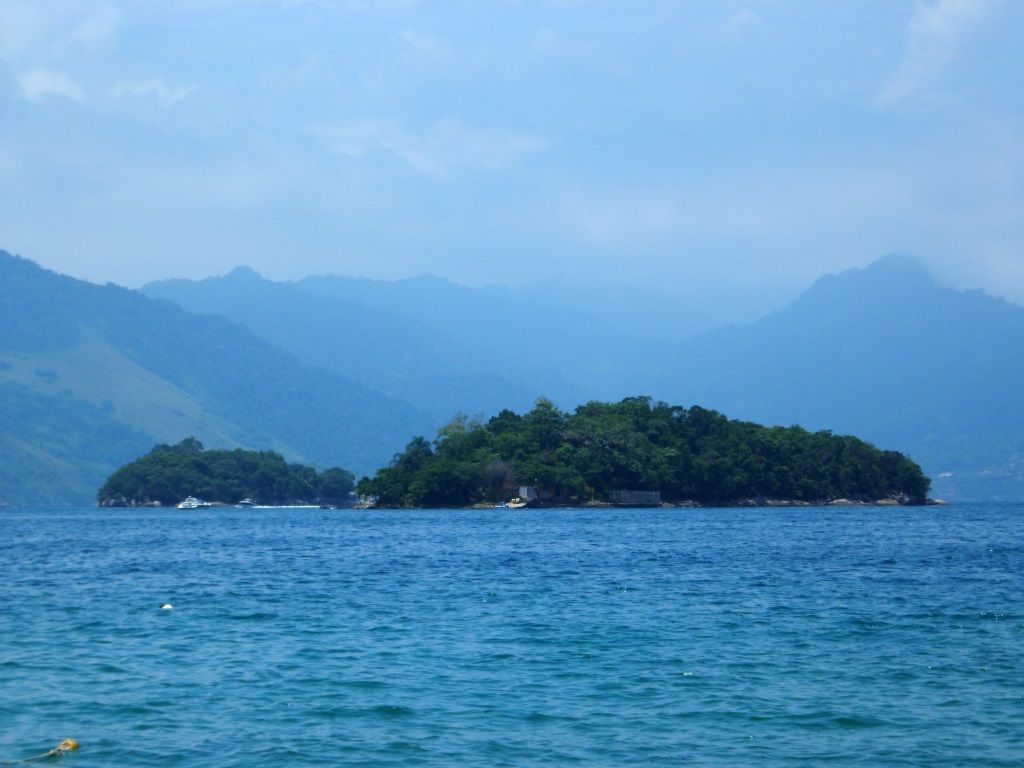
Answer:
[0, 382, 153, 504]
[0, 251, 432, 504]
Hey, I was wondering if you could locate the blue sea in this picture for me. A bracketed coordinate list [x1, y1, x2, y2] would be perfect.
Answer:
[1, 505, 1022, 766]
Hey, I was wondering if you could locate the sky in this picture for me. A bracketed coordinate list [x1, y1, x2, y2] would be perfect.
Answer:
[1, 0, 1022, 315]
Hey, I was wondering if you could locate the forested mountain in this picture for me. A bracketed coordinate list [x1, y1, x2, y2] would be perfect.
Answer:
[661, 256, 1024, 500]
[7, 248, 1022, 504]
[0, 251, 431, 504]
[358, 397, 930, 507]
[98, 438, 355, 506]
[143, 267, 543, 421]
[145, 269, 681, 418]
[146, 256, 1024, 501]
[292, 272, 665, 404]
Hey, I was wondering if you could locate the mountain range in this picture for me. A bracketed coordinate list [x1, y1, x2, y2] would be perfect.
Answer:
[660, 256, 1024, 501]
[3, 248, 1022, 503]
[144, 255, 1024, 502]
[0, 251, 431, 504]
[143, 268, 684, 421]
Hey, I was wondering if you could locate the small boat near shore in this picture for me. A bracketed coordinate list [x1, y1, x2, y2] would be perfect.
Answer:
[177, 496, 212, 510]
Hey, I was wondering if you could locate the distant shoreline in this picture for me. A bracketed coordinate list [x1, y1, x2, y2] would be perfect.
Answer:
[98, 496, 949, 510]
[0, 498, 961, 510]
[377, 497, 950, 510]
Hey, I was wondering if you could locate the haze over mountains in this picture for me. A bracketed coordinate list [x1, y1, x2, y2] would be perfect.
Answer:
[146, 254, 1024, 501]
[144, 268, 545, 423]
[3, 247, 1022, 504]
[0, 251, 430, 504]
[143, 269, 683, 421]
[661, 256, 1024, 501]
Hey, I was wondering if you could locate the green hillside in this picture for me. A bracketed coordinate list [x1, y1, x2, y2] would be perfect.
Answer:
[143, 267, 543, 422]
[662, 257, 1024, 501]
[0, 382, 154, 504]
[98, 438, 355, 506]
[146, 258, 1024, 502]
[358, 397, 931, 507]
[0, 251, 432, 505]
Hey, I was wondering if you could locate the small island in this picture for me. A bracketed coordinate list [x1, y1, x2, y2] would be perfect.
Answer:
[98, 438, 355, 507]
[357, 397, 932, 508]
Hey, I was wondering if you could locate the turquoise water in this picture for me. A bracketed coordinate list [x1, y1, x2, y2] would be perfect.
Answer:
[1, 505, 1022, 766]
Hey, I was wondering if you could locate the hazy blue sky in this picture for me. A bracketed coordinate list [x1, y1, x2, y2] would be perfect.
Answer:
[2, 1, 1022, 309]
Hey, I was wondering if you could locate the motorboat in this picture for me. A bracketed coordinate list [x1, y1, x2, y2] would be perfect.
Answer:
[177, 496, 212, 509]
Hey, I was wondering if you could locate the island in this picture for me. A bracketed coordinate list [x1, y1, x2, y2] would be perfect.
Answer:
[98, 437, 355, 507]
[356, 397, 932, 507]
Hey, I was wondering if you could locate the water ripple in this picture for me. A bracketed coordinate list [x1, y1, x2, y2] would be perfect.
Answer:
[1, 504, 1022, 766]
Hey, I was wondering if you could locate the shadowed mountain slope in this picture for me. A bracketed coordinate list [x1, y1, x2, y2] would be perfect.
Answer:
[0, 251, 431, 504]
[663, 256, 1024, 500]
[9, 249, 1020, 502]
[145, 268, 697, 419]
[292, 272, 667, 405]
[143, 267, 542, 422]
[146, 256, 1024, 500]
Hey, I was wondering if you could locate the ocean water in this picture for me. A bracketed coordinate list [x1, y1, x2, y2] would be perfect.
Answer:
[1, 505, 1022, 767]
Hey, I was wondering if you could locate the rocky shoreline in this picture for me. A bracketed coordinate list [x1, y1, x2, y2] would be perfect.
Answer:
[658, 497, 948, 508]
[100, 496, 948, 510]
[463, 496, 948, 510]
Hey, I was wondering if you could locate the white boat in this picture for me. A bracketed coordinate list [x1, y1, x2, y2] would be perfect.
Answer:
[177, 496, 212, 509]
[236, 498, 257, 507]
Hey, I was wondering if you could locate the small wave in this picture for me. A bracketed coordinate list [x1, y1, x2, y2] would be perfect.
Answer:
[522, 711, 577, 723]
[833, 714, 886, 728]
[384, 740, 428, 752]
[338, 679, 387, 690]
[370, 704, 415, 717]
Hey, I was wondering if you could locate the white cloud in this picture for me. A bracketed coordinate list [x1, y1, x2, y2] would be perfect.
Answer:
[18, 68, 85, 102]
[65, 2, 120, 52]
[312, 119, 548, 177]
[398, 29, 450, 61]
[878, 0, 994, 105]
[0, 1, 120, 60]
[113, 79, 198, 107]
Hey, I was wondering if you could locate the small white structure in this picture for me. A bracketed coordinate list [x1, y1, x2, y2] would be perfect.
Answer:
[518, 486, 539, 501]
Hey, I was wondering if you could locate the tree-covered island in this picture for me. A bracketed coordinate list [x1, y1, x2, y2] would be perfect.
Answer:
[98, 438, 354, 506]
[357, 397, 931, 507]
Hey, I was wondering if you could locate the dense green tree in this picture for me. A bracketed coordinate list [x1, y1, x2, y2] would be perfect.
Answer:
[357, 397, 931, 507]
[318, 468, 356, 504]
[98, 438, 354, 506]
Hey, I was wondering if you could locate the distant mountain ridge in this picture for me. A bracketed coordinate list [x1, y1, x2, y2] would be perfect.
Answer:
[144, 267, 677, 418]
[144, 254, 1024, 500]
[0, 251, 432, 504]
[292, 273, 663, 403]
[5, 248, 1023, 503]
[143, 267, 544, 421]
[662, 255, 1024, 500]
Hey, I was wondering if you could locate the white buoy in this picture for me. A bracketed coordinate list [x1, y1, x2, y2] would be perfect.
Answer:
[160, 603, 173, 610]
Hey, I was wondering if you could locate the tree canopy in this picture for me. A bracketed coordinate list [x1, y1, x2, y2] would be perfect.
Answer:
[98, 438, 355, 506]
[357, 397, 931, 507]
